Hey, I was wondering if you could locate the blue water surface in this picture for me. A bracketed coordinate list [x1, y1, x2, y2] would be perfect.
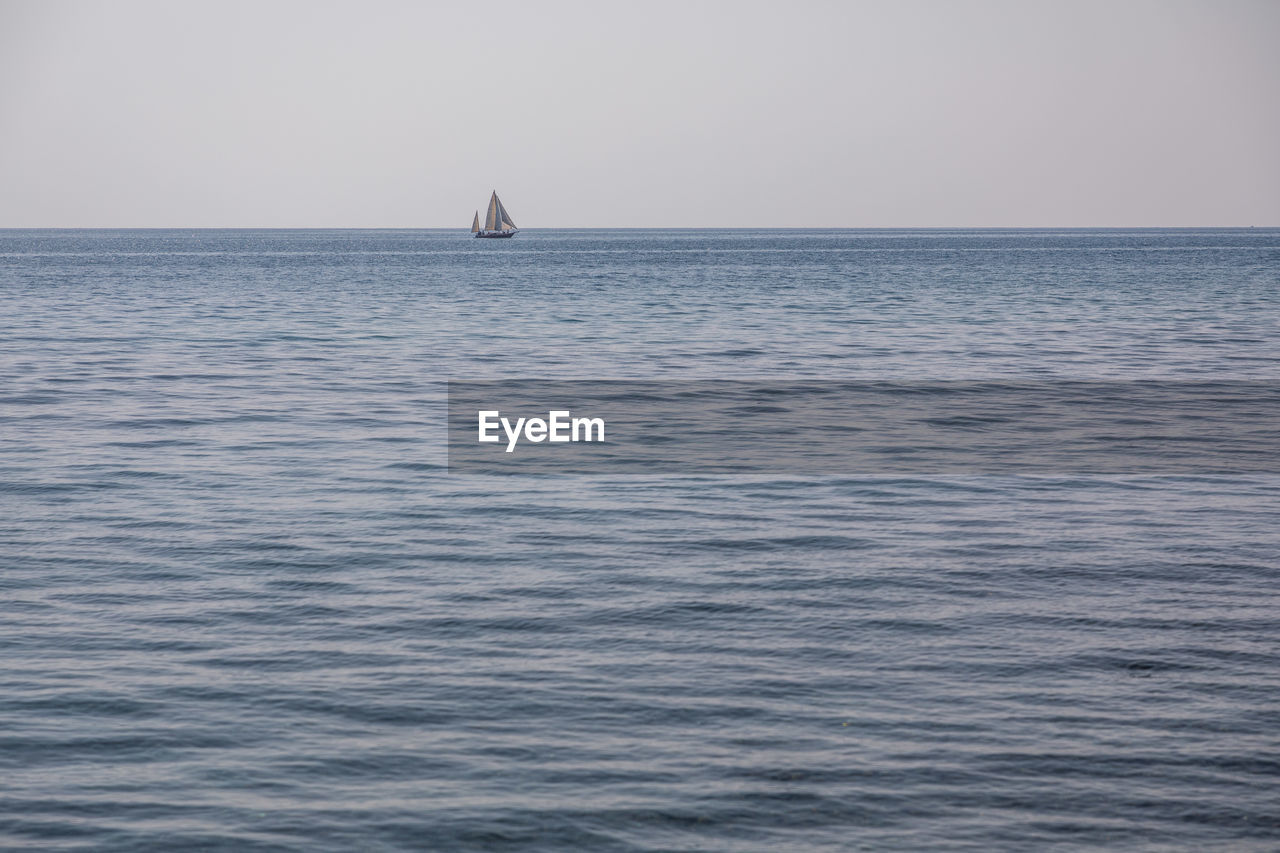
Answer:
[1, 229, 1279, 850]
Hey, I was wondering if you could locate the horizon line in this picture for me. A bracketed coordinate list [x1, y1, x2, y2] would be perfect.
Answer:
[1, 225, 1278, 231]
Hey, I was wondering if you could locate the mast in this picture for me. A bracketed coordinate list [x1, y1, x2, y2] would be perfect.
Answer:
[471, 211, 480, 233]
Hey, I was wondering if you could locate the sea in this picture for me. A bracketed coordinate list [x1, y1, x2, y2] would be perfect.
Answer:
[1, 228, 1278, 851]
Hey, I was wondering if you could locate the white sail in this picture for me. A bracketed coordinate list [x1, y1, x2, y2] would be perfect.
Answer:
[497, 198, 517, 230]
[471, 211, 480, 233]
[484, 192, 500, 231]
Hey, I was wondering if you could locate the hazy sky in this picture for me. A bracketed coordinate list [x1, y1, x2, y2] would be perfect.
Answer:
[2, 0, 1277, 227]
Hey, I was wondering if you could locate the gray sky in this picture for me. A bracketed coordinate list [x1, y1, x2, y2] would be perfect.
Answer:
[2, 0, 1277, 227]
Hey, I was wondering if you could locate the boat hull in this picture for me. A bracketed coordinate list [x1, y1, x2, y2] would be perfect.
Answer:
[474, 231, 517, 239]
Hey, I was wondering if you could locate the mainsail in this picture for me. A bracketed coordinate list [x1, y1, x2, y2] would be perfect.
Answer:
[471, 211, 480, 233]
[484, 192, 500, 231]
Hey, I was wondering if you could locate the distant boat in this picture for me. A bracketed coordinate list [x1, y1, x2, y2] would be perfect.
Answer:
[471, 191, 518, 238]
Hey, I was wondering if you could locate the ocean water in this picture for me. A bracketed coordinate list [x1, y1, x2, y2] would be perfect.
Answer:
[2, 228, 1279, 851]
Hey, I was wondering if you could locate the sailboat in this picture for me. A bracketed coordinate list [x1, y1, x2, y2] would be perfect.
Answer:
[471, 191, 518, 238]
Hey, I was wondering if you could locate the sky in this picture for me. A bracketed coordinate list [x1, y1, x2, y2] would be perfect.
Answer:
[1, 0, 1277, 227]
